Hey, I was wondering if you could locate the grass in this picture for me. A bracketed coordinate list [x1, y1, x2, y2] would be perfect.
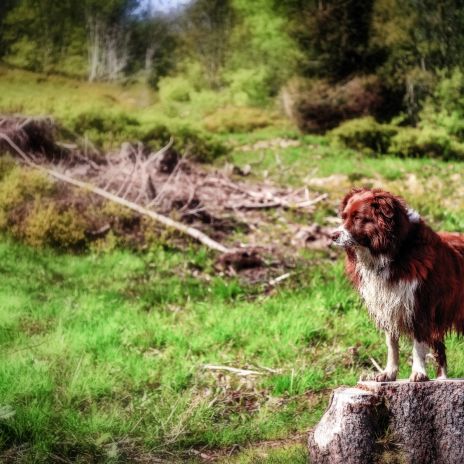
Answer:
[3, 237, 464, 462]
[0, 66, 285, 142]
[229, 135, 464, 232]
[3, 67, 464, 462]
[0, 241, 350, 462]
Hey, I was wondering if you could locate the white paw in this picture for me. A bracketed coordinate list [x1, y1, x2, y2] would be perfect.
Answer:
[374, 371, 397, 382]
[409, 371, 429, 382]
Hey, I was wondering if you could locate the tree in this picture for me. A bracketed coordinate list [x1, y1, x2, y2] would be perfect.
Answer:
[84, 0, 140, 81]
[276, 0, 378, 80]
[226, 0, 300, 103]
[180, 0, 235, 89]
[129, 9, 178, 87]
[2, 0, 86, 72]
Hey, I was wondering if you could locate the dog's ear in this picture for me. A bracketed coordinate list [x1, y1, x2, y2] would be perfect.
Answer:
[372, 196, 395, 219]
[340, 188, 366, 215]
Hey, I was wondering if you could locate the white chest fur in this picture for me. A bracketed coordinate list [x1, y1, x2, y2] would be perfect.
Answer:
[355, 250, 418, 335]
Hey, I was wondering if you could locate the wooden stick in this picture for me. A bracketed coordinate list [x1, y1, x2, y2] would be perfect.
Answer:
[269, 272, 292, 286]
[369, 356, 383, 373]
[203, 365, 262, 376]
[0, 133, 231, 254]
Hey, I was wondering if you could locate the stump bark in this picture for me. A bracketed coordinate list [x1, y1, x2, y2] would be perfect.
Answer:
[308, 379, 464, 464]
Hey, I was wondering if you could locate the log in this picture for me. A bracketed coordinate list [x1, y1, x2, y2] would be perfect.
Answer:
[308, 379, 464, 464]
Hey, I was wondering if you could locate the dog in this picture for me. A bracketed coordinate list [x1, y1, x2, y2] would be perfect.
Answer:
[331, 188, 464, 382]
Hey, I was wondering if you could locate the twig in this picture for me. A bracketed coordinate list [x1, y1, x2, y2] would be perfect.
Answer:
[369, 357, 383, 373]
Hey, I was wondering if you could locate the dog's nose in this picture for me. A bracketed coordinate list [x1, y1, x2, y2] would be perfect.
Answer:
[331, 230, 341, 242]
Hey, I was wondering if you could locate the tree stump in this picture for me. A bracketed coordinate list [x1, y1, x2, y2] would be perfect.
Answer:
[308, 380, 464, 464]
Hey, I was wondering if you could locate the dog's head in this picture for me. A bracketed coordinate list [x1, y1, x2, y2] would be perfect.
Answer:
[331, 188, 419, 255]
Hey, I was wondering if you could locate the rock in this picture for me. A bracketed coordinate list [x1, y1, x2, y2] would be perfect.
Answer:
[308, 380, 464, 464]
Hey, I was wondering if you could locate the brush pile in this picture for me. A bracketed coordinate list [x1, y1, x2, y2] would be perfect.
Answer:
[0, 116, 332, 262]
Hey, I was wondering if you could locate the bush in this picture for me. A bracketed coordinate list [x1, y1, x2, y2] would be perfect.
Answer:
[24, 201, 87, 249]
[158, 76, 194, 103]
[389, 126, 464, 160]
[224, 68, 270, 106]
[0, 161, 150, 251]
[287, 75, 384, 133]
[203, 106, 277, 133]
[421, 68, 464, 137]
[66, 110, 228, 161]
[330, 117, 397, 154]
[0, 164, 53, 215]
[140, 123, 228, 162]
[68, 110, 140, 147]
[330, 117, 464, 160]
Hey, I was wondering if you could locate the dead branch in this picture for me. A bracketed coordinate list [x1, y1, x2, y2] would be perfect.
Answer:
[269, 272, 292, 286]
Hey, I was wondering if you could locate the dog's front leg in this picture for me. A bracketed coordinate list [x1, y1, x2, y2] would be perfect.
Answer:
[375, 332, 399, 381]
[409, 339, 430, 382]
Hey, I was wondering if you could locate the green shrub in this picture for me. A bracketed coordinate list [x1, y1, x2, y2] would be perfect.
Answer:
[421, 68, 464, 137]
[68, 110, 140, 147]
[330, 117, 397, 154]
[140, 124, 228, 162]
[224, 67, 270, 106]
[24, 201, 87, 249]
[0, 165, 53, 214]
[66, 110, 228, 162]
[389, 126, 464, 160]
[158, 76, 194, 103]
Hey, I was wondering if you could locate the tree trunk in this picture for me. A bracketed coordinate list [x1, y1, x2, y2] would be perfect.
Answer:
[87, 17, 101, 82]
[309, 380, 464, 464]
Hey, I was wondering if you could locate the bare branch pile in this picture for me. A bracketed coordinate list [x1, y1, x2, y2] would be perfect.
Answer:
[0, 116, 329, 257]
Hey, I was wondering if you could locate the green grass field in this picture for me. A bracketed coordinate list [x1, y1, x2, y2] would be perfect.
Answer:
[3, 69, 464, 463]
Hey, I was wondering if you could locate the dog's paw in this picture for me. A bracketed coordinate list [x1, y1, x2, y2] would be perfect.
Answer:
[409, 371, 429, 382]
[374, 371, 397, 382]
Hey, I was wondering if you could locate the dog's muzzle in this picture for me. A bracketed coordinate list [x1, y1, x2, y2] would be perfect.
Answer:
[331, 226, 356, 247]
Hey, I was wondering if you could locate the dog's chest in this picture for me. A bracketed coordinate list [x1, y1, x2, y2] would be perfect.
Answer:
[356, 257, 418, 335]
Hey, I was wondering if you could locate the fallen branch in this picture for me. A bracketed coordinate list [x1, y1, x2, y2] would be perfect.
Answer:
[269, 272, 292, 286]
[0, 133, 231, 254]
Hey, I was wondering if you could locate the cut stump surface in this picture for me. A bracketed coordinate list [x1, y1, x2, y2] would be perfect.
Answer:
[308, 379, 464, 464]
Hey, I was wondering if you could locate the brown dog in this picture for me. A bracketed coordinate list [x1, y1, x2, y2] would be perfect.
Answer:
[332, 188, 464, 381]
